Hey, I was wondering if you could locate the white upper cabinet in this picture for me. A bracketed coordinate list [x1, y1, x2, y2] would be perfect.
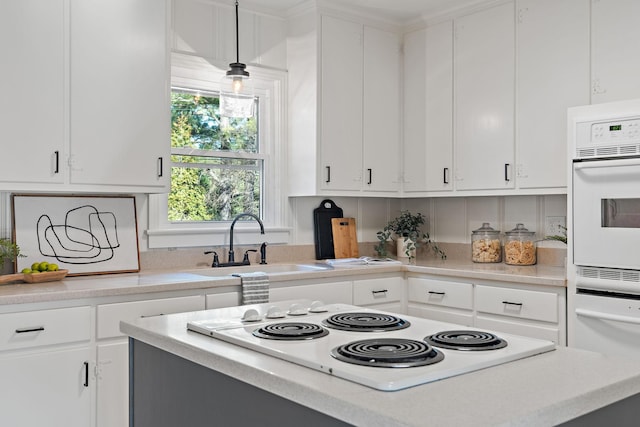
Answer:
[0, 0, 65, 188]
[363, 26, 401, 193]
[70, 0, 170, 191]
[402, 28, 427, 193]
[403, 22, 454, 194]
[320, 15, 363, 192]
[516, 0, 590, 190]
[454, 2, 516, 191]
[591, 0, 640, 104]
[0, 0, 171, 193]
[288, 11, 401, 196]
[424, 21, 454, 193]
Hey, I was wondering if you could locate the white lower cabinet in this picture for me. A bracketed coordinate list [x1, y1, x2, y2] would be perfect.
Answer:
[95, 295, 205, 427]
[407, 277, 473, 326]
[0, 306, 92, 427]
[206, 291, 241, 309]
[353, 276, 405, 313]
[407, 276, 566, 345]
[270, 281, 353, 304]
[475, 284, 565, 344]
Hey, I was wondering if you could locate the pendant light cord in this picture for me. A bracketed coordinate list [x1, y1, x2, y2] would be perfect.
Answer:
[235, 0, 240, 64]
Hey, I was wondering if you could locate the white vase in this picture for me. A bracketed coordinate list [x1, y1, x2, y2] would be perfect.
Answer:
[396, 235, 415, 259]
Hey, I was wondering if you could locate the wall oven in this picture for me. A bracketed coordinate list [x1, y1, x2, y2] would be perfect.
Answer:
[568, 99, 640, 359]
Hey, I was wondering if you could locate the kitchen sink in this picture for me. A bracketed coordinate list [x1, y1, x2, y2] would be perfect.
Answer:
[183, 263, 333, 277]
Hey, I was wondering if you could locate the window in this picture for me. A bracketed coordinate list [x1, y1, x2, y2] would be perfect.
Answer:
[170, 88, 262, 221]
[147, 53, 288, 249]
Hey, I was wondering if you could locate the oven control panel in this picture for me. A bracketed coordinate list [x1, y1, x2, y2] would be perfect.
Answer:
[591, 118, 640, 143]
[575, 116, 640, 159]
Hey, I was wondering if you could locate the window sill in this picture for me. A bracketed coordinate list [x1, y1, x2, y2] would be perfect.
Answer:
[146, 226, 291, 249]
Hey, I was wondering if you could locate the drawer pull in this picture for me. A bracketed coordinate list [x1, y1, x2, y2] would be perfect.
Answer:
[502, 301, 523, 307]
[428, 291, 446, 296]
[371, 289, 388, 295]
[140, 313, 165, 319]
[15, 326, 45, 334]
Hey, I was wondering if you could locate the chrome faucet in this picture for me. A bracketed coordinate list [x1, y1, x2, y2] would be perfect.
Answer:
[226, 212, 265, 265]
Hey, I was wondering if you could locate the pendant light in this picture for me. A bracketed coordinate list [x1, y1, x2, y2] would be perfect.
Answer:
[220, 0, 254, 118]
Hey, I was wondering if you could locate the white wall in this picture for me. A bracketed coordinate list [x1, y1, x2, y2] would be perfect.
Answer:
[285, 194, 566, 247]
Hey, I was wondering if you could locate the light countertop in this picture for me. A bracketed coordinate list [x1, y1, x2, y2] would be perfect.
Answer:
[0, 259, 565, 306]
[121, 309, 640, 427]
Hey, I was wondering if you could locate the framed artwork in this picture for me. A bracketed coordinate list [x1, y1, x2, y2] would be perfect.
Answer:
[12, 194, 140, 276]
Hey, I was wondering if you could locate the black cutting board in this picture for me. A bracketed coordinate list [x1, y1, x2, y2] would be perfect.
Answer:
[313, 199, 343, 260]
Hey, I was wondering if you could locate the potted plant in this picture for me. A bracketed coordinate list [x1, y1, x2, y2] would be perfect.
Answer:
[0, 238, 24, 272]
[375, 211, 445, 261]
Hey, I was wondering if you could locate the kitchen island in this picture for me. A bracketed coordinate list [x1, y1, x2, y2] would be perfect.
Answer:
[122, 306, 640, 427]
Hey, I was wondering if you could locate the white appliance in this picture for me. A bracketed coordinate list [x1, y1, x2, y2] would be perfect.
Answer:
[568, 98, 640, 358]
[187, 300, 555, 391]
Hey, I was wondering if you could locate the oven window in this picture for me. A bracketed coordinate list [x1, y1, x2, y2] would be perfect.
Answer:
[602, 198, 640, 228]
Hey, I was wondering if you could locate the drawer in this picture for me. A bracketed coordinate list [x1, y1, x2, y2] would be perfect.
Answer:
[408, 277, 473, 310]
[97, 295, 205, 339]
[475, 285, 558, 323]
[353, 277, 403, 306]
[0, 306, 91, 352]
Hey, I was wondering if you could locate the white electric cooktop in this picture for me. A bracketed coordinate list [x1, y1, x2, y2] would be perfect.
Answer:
[187, 300, 556, 391]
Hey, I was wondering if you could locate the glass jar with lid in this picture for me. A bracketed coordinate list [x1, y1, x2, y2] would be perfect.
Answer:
[504, 223, 537, 265]
[471, 223, 502, 263]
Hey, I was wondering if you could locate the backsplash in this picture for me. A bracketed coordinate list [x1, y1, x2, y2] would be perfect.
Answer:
[139, 242, 566, 272]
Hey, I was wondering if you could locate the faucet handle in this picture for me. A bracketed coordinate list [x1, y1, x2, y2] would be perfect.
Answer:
[204, 250, 220, 267]
[243, 249, 257, 265]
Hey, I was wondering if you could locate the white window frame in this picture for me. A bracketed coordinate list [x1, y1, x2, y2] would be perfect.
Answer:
[147, 53, 289, 249]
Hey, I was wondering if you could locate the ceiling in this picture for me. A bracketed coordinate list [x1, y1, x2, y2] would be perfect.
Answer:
[238, 0, 490, 23]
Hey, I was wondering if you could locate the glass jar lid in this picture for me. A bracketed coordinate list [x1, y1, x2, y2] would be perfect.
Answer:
[472, 222, 500, 236]
[506, 223, 535, 237]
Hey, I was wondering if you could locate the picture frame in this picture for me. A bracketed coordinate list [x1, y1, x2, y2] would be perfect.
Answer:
[12, 194, 140, 276]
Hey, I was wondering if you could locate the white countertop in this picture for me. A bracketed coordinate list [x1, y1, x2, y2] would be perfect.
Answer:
[121, 308, 640, 427]
[0, 260, 565, 306]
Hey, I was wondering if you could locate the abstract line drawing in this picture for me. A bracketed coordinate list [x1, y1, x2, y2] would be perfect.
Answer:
[36, 205, 121, 265]
[13, 194, 139, 275]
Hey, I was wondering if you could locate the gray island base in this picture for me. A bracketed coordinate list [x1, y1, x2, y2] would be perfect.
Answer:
[131, 339, 350, 426]
[123, 311, 640, 427]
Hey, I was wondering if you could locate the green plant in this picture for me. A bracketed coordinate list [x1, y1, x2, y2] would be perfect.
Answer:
[544, 225, 567, 244]
[0, 238, 24, 271]
[375, 211, 446, 261]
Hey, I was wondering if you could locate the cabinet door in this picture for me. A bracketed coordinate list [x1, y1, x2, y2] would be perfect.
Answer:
[320, 15, 363, 191]
[454, 3, 515, 190]
[517, 0, 590, 189]
[592, 0, 640, 103]
[0, 0, 65, 186]
[69, 0, 170, 190]
[97, 341, 129, 427]
[363, 26, 400, 193]
[425, 20, 454, 192]
[402, 29, 427, 192]
[0, 347, 91, 427]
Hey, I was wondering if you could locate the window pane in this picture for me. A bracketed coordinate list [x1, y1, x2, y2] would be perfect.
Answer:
[171, 91, 258, 152]
[170, 89, 261, 223]
[169, 164, 262, 222]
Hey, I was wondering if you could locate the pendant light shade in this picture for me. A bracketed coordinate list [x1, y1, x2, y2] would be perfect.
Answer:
[220, 0, 254, 118]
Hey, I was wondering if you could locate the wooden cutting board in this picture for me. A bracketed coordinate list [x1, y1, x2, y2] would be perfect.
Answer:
[331, 218, 359, 259]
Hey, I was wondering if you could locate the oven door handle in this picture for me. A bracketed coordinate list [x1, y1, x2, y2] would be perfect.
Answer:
[574, 158, 640, 170]
[576, 308, 640, 325]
